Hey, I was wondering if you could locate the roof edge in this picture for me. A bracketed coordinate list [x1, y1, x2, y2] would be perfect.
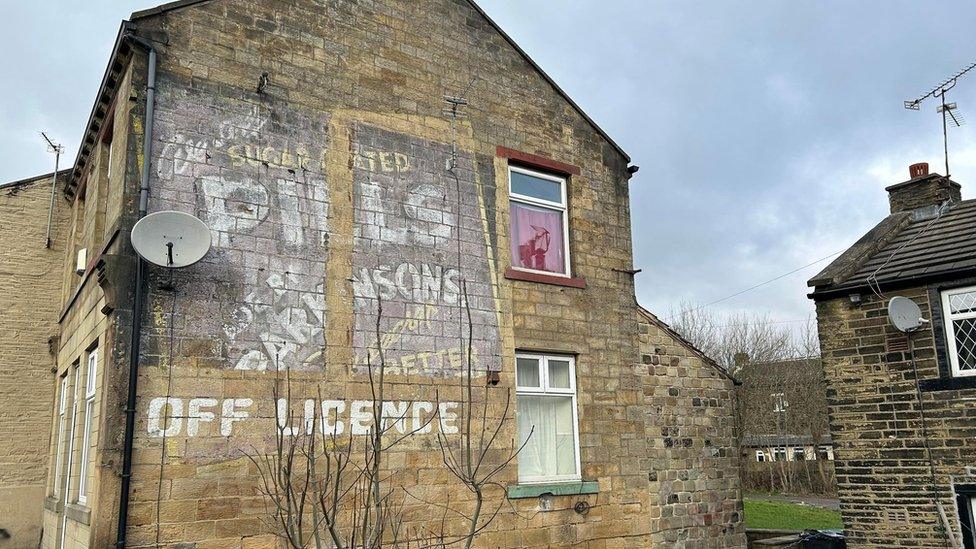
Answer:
[809, 265, 976, 301]
[129, 0, 632, 163]
[0, 169, 73, 191]
[636, 305, 738, 384]
[464, 0, 630, 163]
[807, 212, 912, 289]
[65, 21, 135, 199]
[131, 0, 212, 20]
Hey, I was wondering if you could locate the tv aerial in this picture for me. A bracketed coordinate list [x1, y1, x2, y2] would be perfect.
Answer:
[887, 296, 927, 333]
[131, 211, 212, 268]
[904, 61, 976, 177]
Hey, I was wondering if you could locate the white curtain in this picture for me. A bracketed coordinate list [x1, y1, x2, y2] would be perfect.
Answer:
[517, 395, 576, 479]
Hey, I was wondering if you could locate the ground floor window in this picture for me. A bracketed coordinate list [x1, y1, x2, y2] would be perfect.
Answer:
[772, 447, 787, 462]
[956, 485, 976, 549]
[515, 352, 580, 483]
[793, 447, 806, 461]
[755, 450, 767, 462]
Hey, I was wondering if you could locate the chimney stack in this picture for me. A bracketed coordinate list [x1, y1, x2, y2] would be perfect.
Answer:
[885, 162, 961, 214]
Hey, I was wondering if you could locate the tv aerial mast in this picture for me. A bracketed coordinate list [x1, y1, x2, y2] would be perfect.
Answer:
[904, 61, 976, 178]
[40, 132, 64, 249]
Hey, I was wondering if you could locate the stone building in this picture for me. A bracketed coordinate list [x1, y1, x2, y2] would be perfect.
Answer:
[809, 162, 976, 547]
[735, 358, 833, 464]
[0, 1, 746, 547]
[0, 172, 71, 545]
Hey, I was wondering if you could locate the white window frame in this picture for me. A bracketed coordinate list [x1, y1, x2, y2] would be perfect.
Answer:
[53, 375, 69, 496]
[772, 392, 788, 413]
[755, 450, 766, 462]
[78, 349, 98, 505]
[942, 285, 976, 377]
[772, 447, 787, 462]
[515, 352, 581, 484]
[508, 166, 571, 277]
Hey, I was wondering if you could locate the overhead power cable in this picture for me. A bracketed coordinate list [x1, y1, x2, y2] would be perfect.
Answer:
[665, 249, 843, 320]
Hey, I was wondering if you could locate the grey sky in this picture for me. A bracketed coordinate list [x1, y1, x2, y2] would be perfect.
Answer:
[3, 1, 975, 328]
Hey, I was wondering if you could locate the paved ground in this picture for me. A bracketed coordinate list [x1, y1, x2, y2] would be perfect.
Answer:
[745, 492, 841, 511]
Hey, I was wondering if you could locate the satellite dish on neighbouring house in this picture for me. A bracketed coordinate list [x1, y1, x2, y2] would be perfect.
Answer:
[131, 211, 212, 268]
[888, 296, 925, 332]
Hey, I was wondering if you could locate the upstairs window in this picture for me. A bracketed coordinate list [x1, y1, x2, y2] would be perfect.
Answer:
[509, 166, 569, 276]
[78, 348, 98, 505]
[515, 353, 580, 483]
[941, 286, 976, 377]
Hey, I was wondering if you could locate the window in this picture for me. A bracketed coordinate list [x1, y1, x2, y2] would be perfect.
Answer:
[793, 447, 806, 461]
[508, 166, 570, 276]
[942, 286, 976, 377]
[772, 447, 787, 462]
[52, 375, 69, 496]
[817, 445, 833, 461]
[515, 353, 580, 483]
[78, 349, 97, 505]
[772, 392, 788, 413]
[755, 450, 767, 462]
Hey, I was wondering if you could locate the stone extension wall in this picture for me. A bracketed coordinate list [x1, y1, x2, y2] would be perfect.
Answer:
[637, 310, 746, 547]
[0, 174, 70, 548]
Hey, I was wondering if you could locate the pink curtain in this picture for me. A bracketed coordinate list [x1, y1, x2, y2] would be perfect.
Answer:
[510, 202, 565, 274]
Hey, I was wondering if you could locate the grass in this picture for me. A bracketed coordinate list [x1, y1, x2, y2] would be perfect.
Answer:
[744, 498, 843, 531]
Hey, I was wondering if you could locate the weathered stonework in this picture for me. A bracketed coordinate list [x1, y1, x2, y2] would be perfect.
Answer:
[0, 173, 70, 547]
[22, 1, 747, 547]
[814, 287, 976, 547]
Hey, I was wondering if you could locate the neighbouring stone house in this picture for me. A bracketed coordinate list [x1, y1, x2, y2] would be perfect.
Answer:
[0, 172, 71, 545]
[809, 161, 976, 547]
[736, 358, 833, 464]
[0, 1, 746, 547]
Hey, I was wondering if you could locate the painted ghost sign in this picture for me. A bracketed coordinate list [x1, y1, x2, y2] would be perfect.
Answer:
[146, 396, 460, 438]
[151, 84, 330, 371]
[350, 124, 501, 377]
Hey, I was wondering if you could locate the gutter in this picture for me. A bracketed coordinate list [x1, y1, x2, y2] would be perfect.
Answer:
[115, 30, 156, 549]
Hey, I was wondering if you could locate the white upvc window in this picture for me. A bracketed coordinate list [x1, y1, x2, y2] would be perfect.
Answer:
[508, 166, 571, 277]
[942, 286, 976, 377]
[772, 447, 787, 462]
[515, 353, 580, 484]
[53, 375, 69, 496]
[755, 450, 767, 462]
[78, 349, 98, 505]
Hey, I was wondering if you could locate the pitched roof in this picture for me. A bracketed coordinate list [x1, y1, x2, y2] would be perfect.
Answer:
[808, 197, 976, 297]
[129, 0, 630, 162]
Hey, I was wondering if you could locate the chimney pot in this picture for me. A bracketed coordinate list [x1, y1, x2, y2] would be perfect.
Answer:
[909, 162, 929, 178]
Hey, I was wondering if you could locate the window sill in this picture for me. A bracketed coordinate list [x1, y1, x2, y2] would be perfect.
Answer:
[920, 375, 976, 392]
[44, 497, 62, 513]
[65, 503, 91, 525]
[506, 481, 598, 499]
[504, 268, 586, 289]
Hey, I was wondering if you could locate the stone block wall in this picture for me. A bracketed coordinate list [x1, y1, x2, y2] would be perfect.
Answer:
[637, 309, 746, 547]
[30, 0, 745, 547]
[0, 173, 70, 548]
[816, 286, 976, 547]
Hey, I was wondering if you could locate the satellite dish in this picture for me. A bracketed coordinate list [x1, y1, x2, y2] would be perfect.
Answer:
[888, 296, 924, 333]
[131, 211, 212, 268]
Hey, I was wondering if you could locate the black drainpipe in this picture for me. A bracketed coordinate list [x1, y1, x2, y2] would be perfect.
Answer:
[117, 32, 156, 549]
